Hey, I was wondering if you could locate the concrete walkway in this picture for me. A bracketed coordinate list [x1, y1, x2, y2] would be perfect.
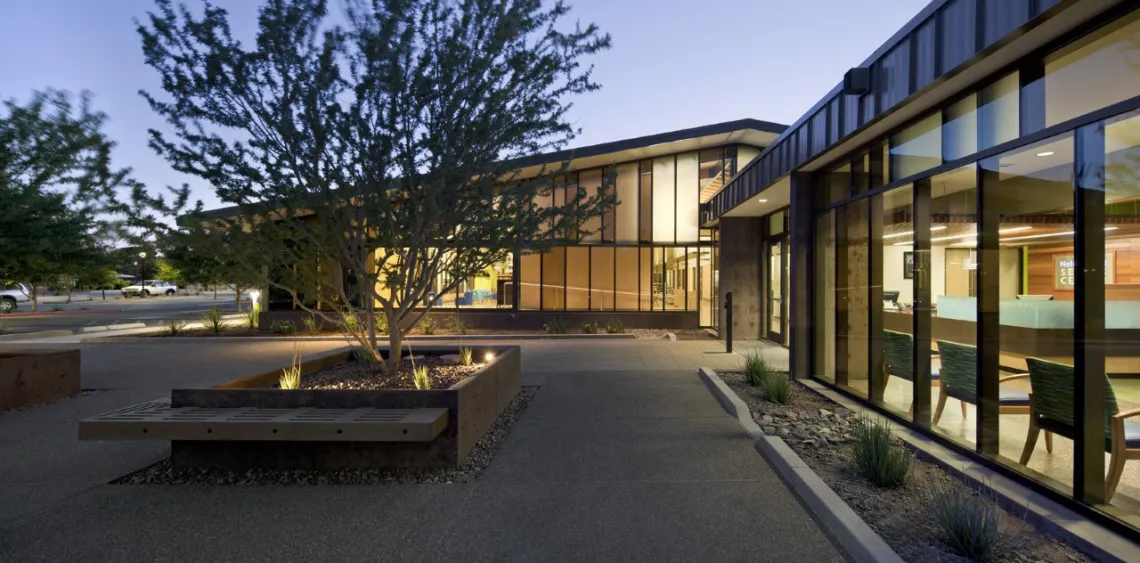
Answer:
[0, 339, 842, 562]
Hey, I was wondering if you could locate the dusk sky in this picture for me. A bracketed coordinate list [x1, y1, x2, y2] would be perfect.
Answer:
[0, 0, 929, 210]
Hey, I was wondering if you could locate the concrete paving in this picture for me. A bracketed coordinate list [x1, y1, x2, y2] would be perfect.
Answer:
[0, 339, 843, 562]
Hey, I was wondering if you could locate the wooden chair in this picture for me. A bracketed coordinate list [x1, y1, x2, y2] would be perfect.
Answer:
[933, 341, 1033, 425]
[881, 330, 941, 413]
[1021, 358, 1140, 501]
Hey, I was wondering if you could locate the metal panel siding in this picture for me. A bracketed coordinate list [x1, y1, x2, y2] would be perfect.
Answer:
[843, 95, 860, 136]
[878, 40, 911, 111]
[939, 0, 977, 72]
[828, 98, 841, 145]
[811, 109, 828, 154]
[1037, 0, 1063, 12]
[861, 93, 875, 126]
[982, 0, 1030, 47]
[798, 125, 811, 163]
[914, 18, 937, 90]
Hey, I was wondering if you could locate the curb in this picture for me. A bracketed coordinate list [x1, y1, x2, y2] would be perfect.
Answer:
[698, 367, 904, 563]
[0, 330, 74, 342]
[80, 323, 148, 333]
[0, 308, 123, 318]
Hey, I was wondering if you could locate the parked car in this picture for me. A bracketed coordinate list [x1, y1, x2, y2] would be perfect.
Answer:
[121, 280, 178, 298]
[0, 283, 32, 313]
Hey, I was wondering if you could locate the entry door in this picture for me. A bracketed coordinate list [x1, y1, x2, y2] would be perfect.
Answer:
[767, 238, 787, 344]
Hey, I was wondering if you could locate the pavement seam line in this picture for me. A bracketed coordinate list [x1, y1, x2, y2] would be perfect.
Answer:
[698, 367, 905, 563]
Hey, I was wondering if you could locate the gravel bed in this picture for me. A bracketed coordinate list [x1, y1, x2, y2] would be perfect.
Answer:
[112, 386, 538, 486]
[0, 389, 103, 416]
[299, 356, 481, 390]
[720, 372, 1094, 563]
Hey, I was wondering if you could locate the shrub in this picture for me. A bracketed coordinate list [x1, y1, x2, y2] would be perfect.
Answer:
[764, 373, 791, 404]
[851, 416, 911, 487]
[419, 316, 437, 335]
[413, 365, 431, 390]
[375, 313, 388, 335]
[302, 315, 319, 334]
[446, 315, 468, 335]
[580, 321, 600, 334]
[243, 308, 259, 330]
[459, 346, 474, 366]
[743, 352, 772, 387]
[201, 306, 225, 334]
[270, 320, 295, 334]
[341, 312, 360, 334]
[544, 317, 568, 334]
[166, 319, 188, 335]
[279, 343, 303, 389]
[925, 475, 1001, 561]
[353, 346, 379, 365]
[604, 318, 626, 334]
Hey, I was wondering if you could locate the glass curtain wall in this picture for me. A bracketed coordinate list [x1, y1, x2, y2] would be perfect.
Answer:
[809, 7, 1140, 521]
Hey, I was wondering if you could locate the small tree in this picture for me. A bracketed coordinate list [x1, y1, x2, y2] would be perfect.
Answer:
[141, 0, 614, 374]
[154, 258, 184, 289]
[0, 90, 141, 310]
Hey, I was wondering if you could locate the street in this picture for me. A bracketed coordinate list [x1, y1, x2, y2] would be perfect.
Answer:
[0, 293, 249, 333]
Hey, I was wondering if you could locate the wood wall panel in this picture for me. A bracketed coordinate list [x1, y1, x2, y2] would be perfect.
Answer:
[1025, 237, 1140, 300]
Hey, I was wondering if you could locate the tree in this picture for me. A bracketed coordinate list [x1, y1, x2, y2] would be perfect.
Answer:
[140, 0, 613, 374]
[162, 228, 264, 307]
[154, 258, 185, 288]
[0, 90, 140, 310]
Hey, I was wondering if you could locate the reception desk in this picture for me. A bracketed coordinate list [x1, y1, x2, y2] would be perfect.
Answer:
[883, 296, 1140, 374]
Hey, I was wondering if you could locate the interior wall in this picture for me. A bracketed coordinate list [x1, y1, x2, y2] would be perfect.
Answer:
[1026, 237, 1140, 299]
[882, 245, 915, 304]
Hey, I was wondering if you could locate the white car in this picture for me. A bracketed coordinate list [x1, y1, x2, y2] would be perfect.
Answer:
[121, 280, 178, 298]
[0, 283, 31, 313]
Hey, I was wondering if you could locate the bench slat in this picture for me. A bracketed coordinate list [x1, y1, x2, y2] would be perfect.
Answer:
[79, 400, 449, 442]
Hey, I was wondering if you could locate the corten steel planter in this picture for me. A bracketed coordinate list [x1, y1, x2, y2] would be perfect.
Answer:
[168, 345, 521, 471]
[0, 349, 81, 411]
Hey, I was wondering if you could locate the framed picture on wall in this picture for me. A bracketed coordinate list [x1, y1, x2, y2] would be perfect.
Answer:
[903, 251, 915, 280]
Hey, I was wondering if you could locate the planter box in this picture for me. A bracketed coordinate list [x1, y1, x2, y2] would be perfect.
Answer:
[168, 345, 521, 470]
[0, 349, 81, 411]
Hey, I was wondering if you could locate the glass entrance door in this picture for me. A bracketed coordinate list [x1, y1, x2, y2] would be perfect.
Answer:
[768, 238, 787, 344]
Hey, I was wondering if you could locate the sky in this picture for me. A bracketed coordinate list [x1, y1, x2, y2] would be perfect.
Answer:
[0, 0, 930, 211]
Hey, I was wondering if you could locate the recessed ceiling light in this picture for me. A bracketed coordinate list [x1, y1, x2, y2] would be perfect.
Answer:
[1036, 151, 1055, 157]
[757, 199, 768, 203]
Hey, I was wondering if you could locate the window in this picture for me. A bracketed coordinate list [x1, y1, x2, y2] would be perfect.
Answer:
[616, 163, 640, 242]
[616, 247, 639, 310]
[542, 247, 566, 310]
[579, 169, 602, 243]
[639, 247, 653, 310]
[943, 94, 978, 162]
[664, 247, 686, 311]
[699, 149, 726, 204]
[652, 157, 676, 243]
[1042, 10, 1140, 127]
[639, 161, 652, 242]
[566, 247, 589, 310]
[890, 113, 942, 180]
[676, 152, 700, 242]
[519, 252, 540, 310]
[591, 247, 615, 311]
[979, 72, 1020, 150]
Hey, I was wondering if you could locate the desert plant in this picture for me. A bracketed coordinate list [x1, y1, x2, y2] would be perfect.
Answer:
[763, 373, 792, 404]
[419, 316, 437, 335]
[604, 318, 626, 334]
[165, 319, 188, 335]
[201, 306, 225, 334]
[743, 352, 772, 387]
[270, 320, 295, 334]
[544, 317, 568, 334]
[925, 475, 1001, 561]
[302, 315, 319, 334]
[279, 342, 303, 389]
[459, 346, 474, 366]
[375, 313, 388, 335]
[446, 315, 468, 335]
[243, 307, 259, 330]
[580, 321, 600, 334]
[413, 365, 431, 390]
[851, 416, 912, 488]
[353, 346, 379, 365]
[341, 312, 360, 334]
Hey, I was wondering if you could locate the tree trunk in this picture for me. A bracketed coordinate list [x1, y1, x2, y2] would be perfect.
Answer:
[386, 325, 403, 376]
[236, 287, 243, 311]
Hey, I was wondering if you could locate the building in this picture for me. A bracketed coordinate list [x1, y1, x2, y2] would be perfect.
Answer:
[255, 119, 786, 329]
[704, 0, 1140, 537]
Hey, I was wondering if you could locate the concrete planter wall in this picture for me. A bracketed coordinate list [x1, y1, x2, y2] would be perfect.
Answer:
[168, 346, 521, 471]
[0, 349, 81, 411]
[259, 310, 698, 332]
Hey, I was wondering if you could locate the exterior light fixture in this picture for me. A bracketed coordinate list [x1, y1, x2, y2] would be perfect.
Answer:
[484, 351, 494, 362]
[1036, 151, 1055, 157]
[249, 290, 261, 308]
[757, 199, 768, 203]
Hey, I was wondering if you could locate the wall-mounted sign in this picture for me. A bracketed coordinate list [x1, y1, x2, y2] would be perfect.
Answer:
[1054, 252, 1115, 290]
